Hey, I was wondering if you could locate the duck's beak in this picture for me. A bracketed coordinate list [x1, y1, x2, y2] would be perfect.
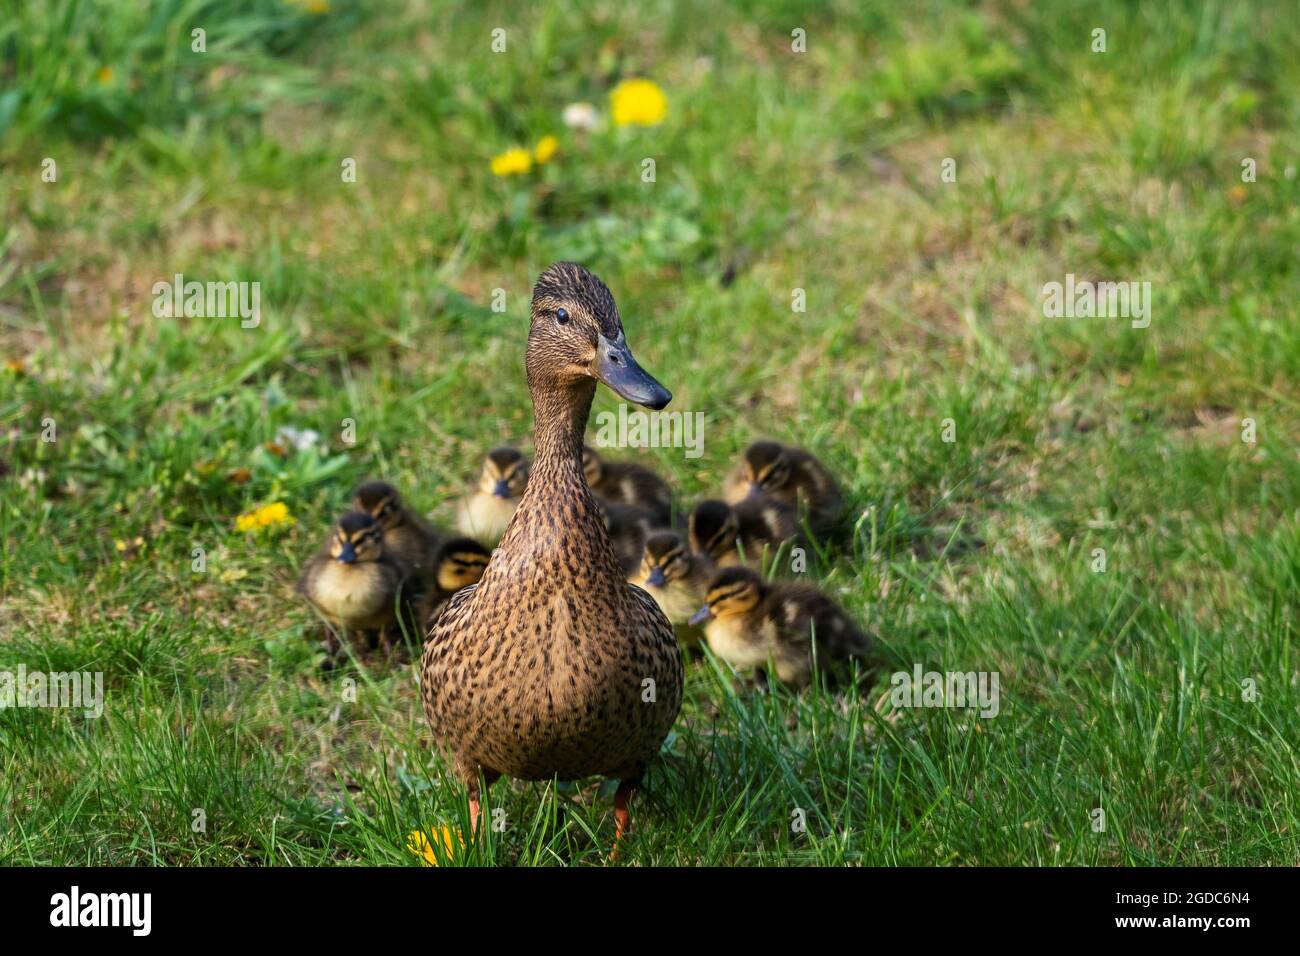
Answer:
[688, 605, 713, 626]
[594, 333, 671, 410]
[492, 479, 510, 498]
[646, 567, 667, 587]
[337, 541, 357, 564]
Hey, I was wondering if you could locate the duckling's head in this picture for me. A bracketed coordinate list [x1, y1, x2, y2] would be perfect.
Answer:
[527, 262, 671, 410]
[581, 445, 604, 485]
[739, 441, 792, 498]
[352, 480, 406, 530]
[689, 499, 739, 560]
[478, 447, 529, 500]
[329, 512, 384, 564]
[434, 537, 491, 593]
[689, 566, 765, 625]
[639, 530, 693, 588]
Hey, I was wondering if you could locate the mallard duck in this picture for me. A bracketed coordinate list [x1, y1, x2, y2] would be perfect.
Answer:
[352, 479, 441, 580]
[418, 537, 492, 627]
[628, 530, 709, 635]
[724, 440, 843, 535]
[297, 512, 410, 660]
[422, 262, 683, 849]
[455, 446, 529, 543]
[583, 445, 672, 526]
[688, 497, 801, 568]
[689, 566, 869, 689]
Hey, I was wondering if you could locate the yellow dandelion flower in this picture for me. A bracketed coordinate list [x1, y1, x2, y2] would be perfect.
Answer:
[610, 79, 667, 127]
[97, 66, 115, 85]
[235, 502, 295, 533]
[406, 825, 463, 866]
[534, 135, 559, 164]
[490, 147, 533, 177]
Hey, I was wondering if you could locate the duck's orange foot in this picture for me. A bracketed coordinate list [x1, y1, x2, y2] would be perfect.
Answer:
[610, 780, 635, 862]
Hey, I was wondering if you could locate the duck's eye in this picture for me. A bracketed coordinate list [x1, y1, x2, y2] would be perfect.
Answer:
[555, 307, 570, 324]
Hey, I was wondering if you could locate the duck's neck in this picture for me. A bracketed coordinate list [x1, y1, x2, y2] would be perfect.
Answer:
[530, 380, 595, 472]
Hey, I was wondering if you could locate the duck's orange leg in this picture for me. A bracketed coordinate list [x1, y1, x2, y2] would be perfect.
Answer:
[610, 779, 636, 860]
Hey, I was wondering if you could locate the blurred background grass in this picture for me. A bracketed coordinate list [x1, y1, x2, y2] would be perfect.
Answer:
[0, 0, 1297, 865]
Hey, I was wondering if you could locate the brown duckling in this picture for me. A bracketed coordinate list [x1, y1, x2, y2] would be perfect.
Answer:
[688, 497, 801, 568]
[418, 537, 492, 628]
[455, 446, 529, 543]
[422, 262, 682, 849]
[597, 497, 660, 577]
[352, 479, 441, 580]
[297, 512, 411, 660]
[689, 566, 869, 689]
[724, 440, 843, 535]
[583, 445, 672, 526]
[628, 530, 709, 633]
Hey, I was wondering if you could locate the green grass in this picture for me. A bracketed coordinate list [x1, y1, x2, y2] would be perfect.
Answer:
[1, 0, 1297, 865]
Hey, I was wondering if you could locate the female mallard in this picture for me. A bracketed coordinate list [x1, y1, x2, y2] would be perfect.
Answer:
[421, 263, 683, 848]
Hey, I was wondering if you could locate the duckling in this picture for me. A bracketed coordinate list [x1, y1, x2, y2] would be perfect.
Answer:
[688, 497, 801, 568]
[597, 498, 658, 577]
[724, 440, 843, 535]
[628, 530, 709, 632]
[423, 262, 682, 849]
[583, 445, 672, 526]
[689, 566, 869, 690]
[418, 537, 492, 628]
[296, 512, 410, 660]
[352, 480, 441, 580]
[455, 446, 529, 543]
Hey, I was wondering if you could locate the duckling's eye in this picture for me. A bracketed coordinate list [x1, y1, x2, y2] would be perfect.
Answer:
[555, 307, 570, 324]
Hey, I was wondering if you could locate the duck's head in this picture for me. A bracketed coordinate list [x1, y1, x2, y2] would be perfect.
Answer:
[434, 537, 492, 593]
[689, 499, 739, 562]
[352, 480, 406, 531]
[527, 262, 671, 410]
[639, 530, 693, 588]
[738, 441, 792, 498]
[329, 512, 384, 565]
[689, 566, 765, 625]
[477, 446, 529, 499]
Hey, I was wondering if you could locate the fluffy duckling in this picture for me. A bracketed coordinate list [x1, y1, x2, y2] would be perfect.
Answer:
[297, 512, 410, 659]
[583, 445, 672, 526]
[689, 566, 869, 689]
[688, 497, 801, 568]
[455, 446, 529, 543]
[419, 537, 492, 628]
[628, 530, 710, 630]
[352, 480, 441, 579]
[724, 440, 843, 535]
[598, 498, 658, 576]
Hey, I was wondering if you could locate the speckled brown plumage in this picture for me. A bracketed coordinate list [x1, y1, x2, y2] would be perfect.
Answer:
[421, 263, 682, 823]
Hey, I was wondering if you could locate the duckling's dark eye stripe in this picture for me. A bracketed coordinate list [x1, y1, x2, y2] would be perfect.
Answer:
[710, 585, 751, 604]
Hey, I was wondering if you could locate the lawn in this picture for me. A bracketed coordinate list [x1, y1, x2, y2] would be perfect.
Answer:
[1, 0, 1297, 866]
